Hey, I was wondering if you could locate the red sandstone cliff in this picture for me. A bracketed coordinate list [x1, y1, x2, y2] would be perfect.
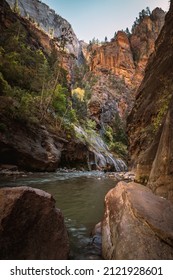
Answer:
[87, 8, 165, 90]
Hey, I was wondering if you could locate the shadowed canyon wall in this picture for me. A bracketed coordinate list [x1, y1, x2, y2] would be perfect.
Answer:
[127, 0, 173, 202]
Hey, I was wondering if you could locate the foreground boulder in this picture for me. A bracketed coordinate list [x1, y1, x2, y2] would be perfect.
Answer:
[102, 181, 173, 259]
[0, 187, 69, 259]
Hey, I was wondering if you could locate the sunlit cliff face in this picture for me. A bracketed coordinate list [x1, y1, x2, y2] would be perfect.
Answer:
[88, 8, 165, 89]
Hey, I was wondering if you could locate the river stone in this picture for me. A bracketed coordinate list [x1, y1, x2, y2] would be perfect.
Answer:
[102, 181, 173, 260]
[0, 186, 69, 259]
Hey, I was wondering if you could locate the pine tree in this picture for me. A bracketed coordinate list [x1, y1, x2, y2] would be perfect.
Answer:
[146, 7, 151, 16]
[125, 28, 130, 36]
[114, 31, 117, 38]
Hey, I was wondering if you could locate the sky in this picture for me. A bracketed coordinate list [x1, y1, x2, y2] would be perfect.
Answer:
[43, 0, 169, 42]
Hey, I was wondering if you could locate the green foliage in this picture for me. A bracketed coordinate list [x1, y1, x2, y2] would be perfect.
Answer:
[113, 32, 117, 39]
[52, 85, 67, 116]
[71, 66, 97, 124]
[104, 125, 113, 143]
[131, 7, 151, 32]
[67, 108, 78, 123]
[109, 142, 127, 158]
[89, 37, 100, 45]
[72, 93, 87, 122]
[0, 21, 73, 127]
[153, 102, 169, 132]
[102, 114, 128, 159]
[152, 88, 172, 133]
[13, 0, 20, 14]
[125, 28, 131, 36]
[86, 119, 97, 131]
[0, 72, 11, 96]
[112, 113, 128, 144]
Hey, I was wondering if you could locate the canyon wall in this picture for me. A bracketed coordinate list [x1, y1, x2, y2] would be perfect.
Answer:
[127, 1, 173, 202]
[6, 0, 82, 59]
[85, 8, 165, 127]
[88, 8, 165, 89]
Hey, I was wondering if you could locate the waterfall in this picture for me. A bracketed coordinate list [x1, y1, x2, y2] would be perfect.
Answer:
[74, 125, 127, 172]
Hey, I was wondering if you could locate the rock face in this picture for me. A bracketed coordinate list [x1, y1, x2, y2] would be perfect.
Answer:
[127, 1, 173, 201]
[0, 1, 127, 172]
[0, 97, 64, 171]
[6, 0, 82, 59]
[0, 186, 69, 259]
[89, 9, 165, 89]
[84, 9, 165, 131]
[90, 31, 135, 86]
[102, 181, 173, 260]
[130, 8, 165, 87]
[0, 98, 127, 172]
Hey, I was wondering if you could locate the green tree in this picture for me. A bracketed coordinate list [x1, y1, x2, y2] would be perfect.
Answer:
[146, 7, 151, 16]
[125, 28, 131, 36]
[14, 0, 20, 14]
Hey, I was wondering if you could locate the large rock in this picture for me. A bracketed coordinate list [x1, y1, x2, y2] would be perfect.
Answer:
[102, 181, 173, 260]
[0, 187, 69, 259]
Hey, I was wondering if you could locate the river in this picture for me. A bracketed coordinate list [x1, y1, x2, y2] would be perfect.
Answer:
[0, 171, 118, 259]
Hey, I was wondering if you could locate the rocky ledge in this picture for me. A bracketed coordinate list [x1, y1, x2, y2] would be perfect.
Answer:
[102, 181, 173, 259]
[0, 186, 69, 259]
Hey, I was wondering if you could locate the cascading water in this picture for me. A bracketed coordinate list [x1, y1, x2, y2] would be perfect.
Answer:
[74, 125, 127, 172]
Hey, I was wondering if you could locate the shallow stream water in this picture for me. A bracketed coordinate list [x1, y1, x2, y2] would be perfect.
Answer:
[0, 171, 117, 259]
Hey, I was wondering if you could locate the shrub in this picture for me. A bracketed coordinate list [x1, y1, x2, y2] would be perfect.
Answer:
[110, 142, 127, 158]
[0, 72, 11, 96]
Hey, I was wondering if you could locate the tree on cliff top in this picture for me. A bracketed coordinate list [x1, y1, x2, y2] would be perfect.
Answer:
[131, 7, 151, 32]
[13, 0, 20, 14]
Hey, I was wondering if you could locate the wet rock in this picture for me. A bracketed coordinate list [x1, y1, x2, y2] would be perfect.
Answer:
[89, 222, 102, 259]
[106, 171, 135, 182]
[0, 164, 18, 171]
[92, 222, 102, 236]
[102, 181, 173, 260]
[0, 186, 69, 259]
[61, 125, 127, 172]
[0, 164, 25, 176]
